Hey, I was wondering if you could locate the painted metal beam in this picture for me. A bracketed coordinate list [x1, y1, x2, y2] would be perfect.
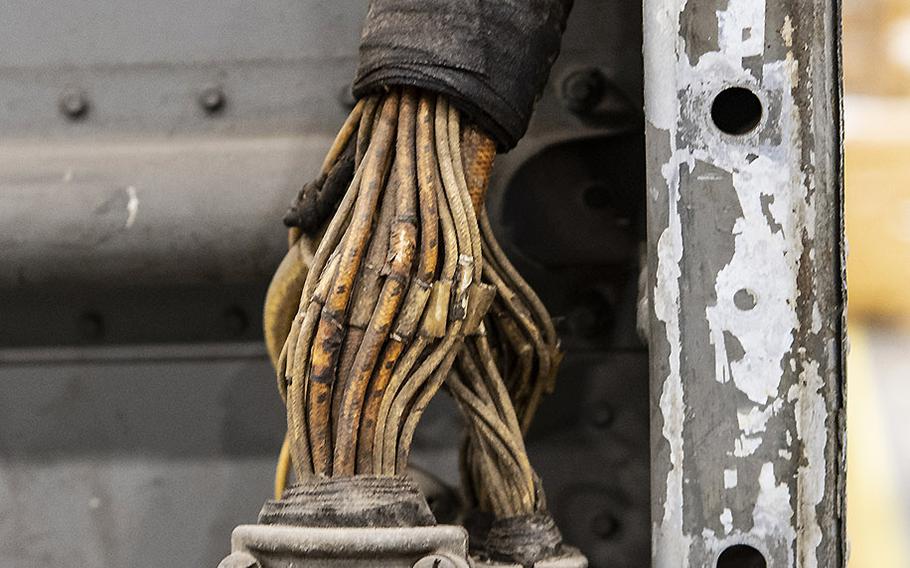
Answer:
[643, 0, 845, 566]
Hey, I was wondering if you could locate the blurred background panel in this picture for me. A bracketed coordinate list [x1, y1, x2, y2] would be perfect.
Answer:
[844, 0, 910, 566]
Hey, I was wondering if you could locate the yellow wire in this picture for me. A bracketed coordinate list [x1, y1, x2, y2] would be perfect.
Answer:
[274, 433, 292, 500]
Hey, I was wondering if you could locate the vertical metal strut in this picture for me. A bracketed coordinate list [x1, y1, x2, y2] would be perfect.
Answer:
[643, 0, 845, 565]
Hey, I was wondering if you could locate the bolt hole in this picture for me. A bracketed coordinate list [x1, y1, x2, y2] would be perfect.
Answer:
[717, 544, 766, 568]
[711, 87, 762, 135]
[733, 288, 757, 311]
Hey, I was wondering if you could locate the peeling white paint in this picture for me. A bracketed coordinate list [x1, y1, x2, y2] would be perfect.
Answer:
[124, 186, 139, 229]
[646, 0, 830, 563]
[753, 462, 796, 565]
[717, 0, 766, 58]
[737, 400, 783, 435]
[645, 0, 692, 564]
[734, 436, 762, 457]
[724, 469, 738, 489]
[720, 508, 734, 534]
[782, 15, 795, 48]
[653, 104, 692, 568]
[789, 360, 827, 568]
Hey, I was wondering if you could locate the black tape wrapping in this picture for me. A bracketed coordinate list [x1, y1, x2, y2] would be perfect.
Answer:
[283, 134, 355, 232]
[353, 0, 574, 150]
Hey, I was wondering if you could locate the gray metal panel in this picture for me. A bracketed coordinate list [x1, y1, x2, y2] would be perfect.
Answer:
[0, 1, 365, 138]
[644, 0, 845, 566]
[0, 1, 650, 567]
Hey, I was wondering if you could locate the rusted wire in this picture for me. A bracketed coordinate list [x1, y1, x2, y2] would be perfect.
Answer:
[266, 88, 562, 526]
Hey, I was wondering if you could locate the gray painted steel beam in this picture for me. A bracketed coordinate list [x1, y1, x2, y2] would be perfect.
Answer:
[644, 0, 845, 566]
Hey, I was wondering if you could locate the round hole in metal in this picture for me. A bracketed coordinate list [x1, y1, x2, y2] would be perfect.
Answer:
[711, 87, 763, 135]
[733, 288, 758, 311]
[717, 544, 767, 568]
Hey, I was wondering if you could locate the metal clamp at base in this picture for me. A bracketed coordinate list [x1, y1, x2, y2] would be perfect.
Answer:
[472, 546, 588, 568]
[218, 524, 472, 568]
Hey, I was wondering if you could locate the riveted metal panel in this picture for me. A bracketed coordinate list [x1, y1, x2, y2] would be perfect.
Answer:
[0, 2, 651, 568]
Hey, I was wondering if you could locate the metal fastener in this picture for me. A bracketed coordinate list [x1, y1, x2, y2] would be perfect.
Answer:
[59, 90, 90, 120]
[199, 85, 227, 115]
[561, 68, 605, 113]
[412, 553, 466, 568]
[217, 551, 260, 568]
[591, 510, 619, 540]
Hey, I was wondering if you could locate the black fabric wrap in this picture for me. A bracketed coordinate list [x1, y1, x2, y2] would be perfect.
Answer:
[258, 475, 436, 528]
[353, 0, 574, 150]
[476, 513, 564, 567]
[283, 136, 355, 231]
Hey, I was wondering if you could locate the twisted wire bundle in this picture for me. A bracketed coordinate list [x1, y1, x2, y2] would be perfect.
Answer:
[273, 88, 488, 479]
[449, 213, 561, 519]
[264, 87, 562, 527]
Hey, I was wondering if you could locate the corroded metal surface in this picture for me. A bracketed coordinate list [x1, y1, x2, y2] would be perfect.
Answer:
[644, 0, 844, 566]
[222, 524, 470, 568]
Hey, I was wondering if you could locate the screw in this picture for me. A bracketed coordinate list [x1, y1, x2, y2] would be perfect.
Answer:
[412, 553, 465, 568]
[59, 90, 90, 120]
[562, 68, 605, 114]
[199, 85, 226, 115]
[217, 552, 260, 568]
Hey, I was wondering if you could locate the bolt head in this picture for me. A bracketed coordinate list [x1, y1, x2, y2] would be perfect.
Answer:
[591, 511, 619, 540]
[562, 68, 605, 113]
[199, 86, 226, 114]
[412, 553, 466, 568]
[217, 552, 260, 568]
[59, 90, 90, 120]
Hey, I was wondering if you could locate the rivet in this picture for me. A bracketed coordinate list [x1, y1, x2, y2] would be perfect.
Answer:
[59, 90, 90, 121]
[412, 554, 464, 568]
[561, 68, 605, 114]
[199, 86, 227, 115]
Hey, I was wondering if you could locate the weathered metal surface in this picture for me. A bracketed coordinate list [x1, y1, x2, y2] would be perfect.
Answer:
[474, 547, 589, 568]
[0, 0, 638, 292]
[222, 525, 470, 568]
[644, 0, 844, 566]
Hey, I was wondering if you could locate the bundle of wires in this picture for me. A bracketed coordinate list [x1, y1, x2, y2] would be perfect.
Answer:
[262, 0, 576, 564]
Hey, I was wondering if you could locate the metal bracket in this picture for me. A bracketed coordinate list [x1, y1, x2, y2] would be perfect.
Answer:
[219, 524, 471, 568]
[644, 0, 845, 566]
